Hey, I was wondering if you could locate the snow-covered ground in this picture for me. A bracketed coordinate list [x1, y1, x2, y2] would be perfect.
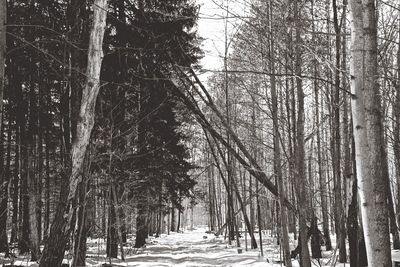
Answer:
[0, 227, 358, 266]
[81, 227, 345, 267]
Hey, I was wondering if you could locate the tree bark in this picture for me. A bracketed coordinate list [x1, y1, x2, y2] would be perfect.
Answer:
[349, 0, 392, 265]
[39, 1, 108, 265]
[332, 0, 347, 261]
[28, 144, 40, 261]
[293, 0, 311, 266]
[393, 7, 400, 250]
[0, 0, 6, 253]
[268, 6, 291, 263]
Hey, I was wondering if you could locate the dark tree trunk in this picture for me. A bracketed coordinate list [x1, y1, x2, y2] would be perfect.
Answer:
[117, 184, 127, 243]
[332, 0, 346, 262]
[72, 152, 91, 267]
[347, 164, 359, 266]
[44, 111, 51, 239]
[177, 210, 181, 232]
[37, 76, 44, 243]
[134, 197, 148, 248]
[11, 114, 20, 244]
[171, 205, 176, 232]
[0, 0, 5, 253]
[72, 181, 90, 267]
[0, 113, 10, 255]
[106, 186, 118, 258]
[310, 217, 321, 259]
[27, 76, 40, 261]
[19, 106, 30, 255]
[119, 207, 127, 244]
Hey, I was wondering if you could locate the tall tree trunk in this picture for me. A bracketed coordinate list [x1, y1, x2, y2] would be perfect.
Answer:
[37, 77, 44, 244]
[254, 180, 263, 256]
[224, 20, 235, 244]
[28, 70, 40, 261]
[0, 0, 6, 253]
[0, 114, 10, 255]
[19, 101, 30, 255]
[106, 186, 118, 258]
[349, 0, 392, 265]
[44, 104, 51, 239]
[393, 7, 400, 250]
[28, 144, 40, 261]
[39, 1, 108, 265]
[11, 114, 20, 244]
[134, 50, 150, 247]
[106, 123, 118, 258]
[314, 53, 332, 252]
[268, 5, 291, 263]
[294, 0, 311, 266]
[332, 0, 346, 261]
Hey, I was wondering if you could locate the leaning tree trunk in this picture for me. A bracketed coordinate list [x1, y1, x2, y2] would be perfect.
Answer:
[204, 131, 258, 249]
[39, 1, 108, 266]
[349, 0, 392, 266]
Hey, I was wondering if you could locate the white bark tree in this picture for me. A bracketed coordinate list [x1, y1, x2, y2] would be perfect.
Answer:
[39, 0, 109, 265]
[349, 0, 392, 265]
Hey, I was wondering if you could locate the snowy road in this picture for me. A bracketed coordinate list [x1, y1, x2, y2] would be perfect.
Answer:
[84, 228, 299, 267]
[4, 228, 351, 266]
[120, 229, 268, 266]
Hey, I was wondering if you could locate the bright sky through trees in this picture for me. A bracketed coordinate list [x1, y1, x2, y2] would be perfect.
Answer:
[197, 0, 247, 79]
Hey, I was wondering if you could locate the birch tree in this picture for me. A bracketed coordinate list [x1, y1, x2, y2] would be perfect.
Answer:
[349, 0, 391, 265]
[39, 0, 109, 265]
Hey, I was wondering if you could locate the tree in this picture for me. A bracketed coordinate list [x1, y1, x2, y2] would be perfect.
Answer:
[0, 0, 7, 254]
[39, 0, 109, 265]
[130, 0, 200, 248]
[349, 0, 392, 265]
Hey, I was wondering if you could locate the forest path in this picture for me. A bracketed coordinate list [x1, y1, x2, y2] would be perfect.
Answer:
[91, 227, 278, 266]
[2, 227, 357, 266]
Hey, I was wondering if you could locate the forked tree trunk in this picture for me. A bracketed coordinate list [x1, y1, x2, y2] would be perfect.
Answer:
[349, 0, 392, 265]
[39, 1, 108, 265]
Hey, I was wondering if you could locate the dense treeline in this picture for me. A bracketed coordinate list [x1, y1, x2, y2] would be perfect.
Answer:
[0, 0, 201, 265]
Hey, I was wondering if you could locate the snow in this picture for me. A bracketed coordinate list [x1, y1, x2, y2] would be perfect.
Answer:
[86, 228, 275, 266]
[81, 227, 345, 267]
[0, 227, 357, 266]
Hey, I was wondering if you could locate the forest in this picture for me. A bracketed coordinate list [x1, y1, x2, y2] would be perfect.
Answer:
[0, 0, 398, 266]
